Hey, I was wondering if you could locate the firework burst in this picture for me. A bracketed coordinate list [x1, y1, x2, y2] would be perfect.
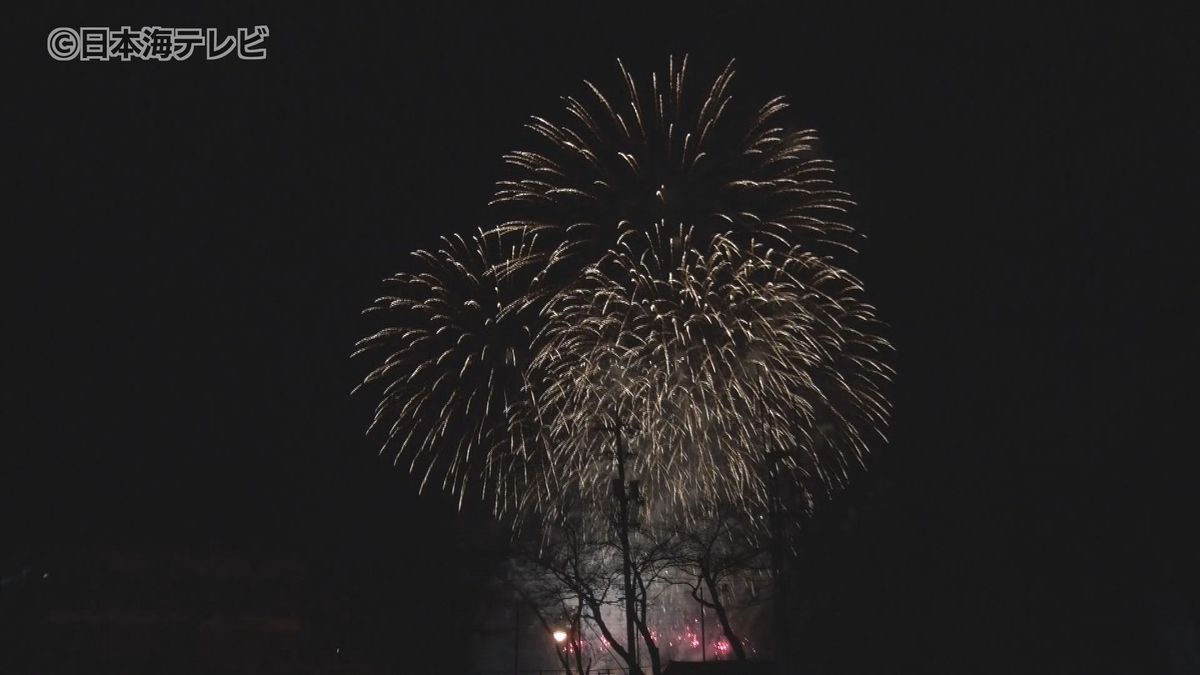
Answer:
[489, 55, 858, 299]
[352, 231, 550, 514]
[531, 225, 890, 522]
[356, 56, 891, 525]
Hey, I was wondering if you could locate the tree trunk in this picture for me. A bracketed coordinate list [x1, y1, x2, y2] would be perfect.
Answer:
[634, 570, 663, 674]
[702, 572, 747, 660]
[583, 596, 642, 675]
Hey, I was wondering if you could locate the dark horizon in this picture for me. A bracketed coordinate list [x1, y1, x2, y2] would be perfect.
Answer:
[4, 5, 1197, 673]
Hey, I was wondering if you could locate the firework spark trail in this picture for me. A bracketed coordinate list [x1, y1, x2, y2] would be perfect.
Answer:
[356, 56, 892, 526]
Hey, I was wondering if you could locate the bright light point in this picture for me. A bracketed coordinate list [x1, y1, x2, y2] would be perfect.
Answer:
[553, 630, 568, 643]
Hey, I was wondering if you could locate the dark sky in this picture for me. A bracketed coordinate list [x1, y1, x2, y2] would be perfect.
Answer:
[5, 4, 1197, 673]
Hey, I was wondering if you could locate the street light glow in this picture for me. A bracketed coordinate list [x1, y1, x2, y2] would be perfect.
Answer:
[553, 630, 568, 643]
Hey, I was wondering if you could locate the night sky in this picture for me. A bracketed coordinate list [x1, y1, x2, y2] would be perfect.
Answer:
[5, 5, 1197, 673]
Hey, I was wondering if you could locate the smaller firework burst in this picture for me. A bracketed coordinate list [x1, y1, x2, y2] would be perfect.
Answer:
[353, 231, 552, 514]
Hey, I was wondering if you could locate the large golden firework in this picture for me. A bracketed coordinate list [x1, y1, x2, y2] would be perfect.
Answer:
[356, 57, 892, 526]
